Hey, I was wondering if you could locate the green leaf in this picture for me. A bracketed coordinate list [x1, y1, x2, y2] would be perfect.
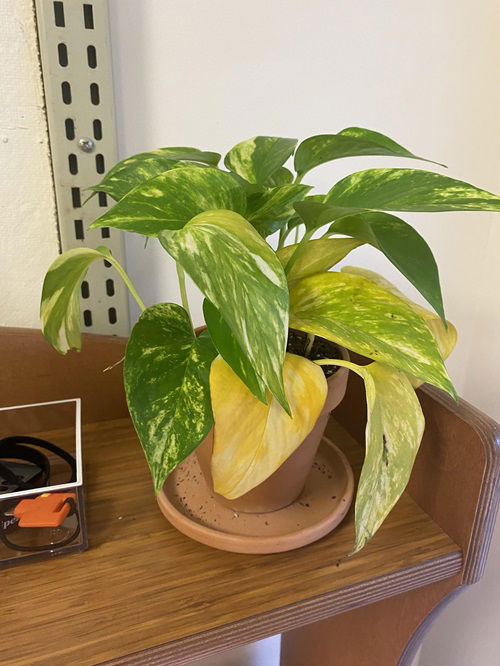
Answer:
[293, 200, 361, 231]
[341, 266, 457, 367]
[326, 168, 500, 212]
[224, 136, 297, 185]
[294, 127, 443, 177]
[227, 172, 263, 196]
[319, 359, 424, 553]
[125, 303, 217, 492]
[40, 246, 116, 354]
[246, 184, 312, 237]
[289, 271, 455, 397]
[327, 211, 445, 323]
[203, 299, 267, 403]
[265, 167, 294, 187]
[277, 238, 364, 281]
[160, 209, 290, 412]
[285, 194, 327, 233]
[90, 167, 246, 236]
[88, 147, 220, 201]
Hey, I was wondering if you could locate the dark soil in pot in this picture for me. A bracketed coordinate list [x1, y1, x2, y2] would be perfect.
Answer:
[286, 329, 342, 378]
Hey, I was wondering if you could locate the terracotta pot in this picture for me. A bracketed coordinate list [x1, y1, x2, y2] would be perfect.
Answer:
[196, 345, 350, 514]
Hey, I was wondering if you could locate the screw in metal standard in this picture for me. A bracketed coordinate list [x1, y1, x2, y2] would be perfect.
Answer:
[78, 137, 95, 153]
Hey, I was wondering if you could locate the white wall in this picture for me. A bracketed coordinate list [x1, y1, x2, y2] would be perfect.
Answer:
[0, 0, 59, 328]
[107, 1, 500, 664]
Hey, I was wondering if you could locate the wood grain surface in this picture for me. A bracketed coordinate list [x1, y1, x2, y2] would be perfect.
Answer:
[281, 358, 500, 666]
[9, 330, 499, 666]
[1, 415, 461, 666]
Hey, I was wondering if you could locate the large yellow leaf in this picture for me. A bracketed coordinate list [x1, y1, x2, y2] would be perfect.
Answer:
[210, 353, 327, 499]
[341, 266, 457, 379]
[289, 270, 455, 397]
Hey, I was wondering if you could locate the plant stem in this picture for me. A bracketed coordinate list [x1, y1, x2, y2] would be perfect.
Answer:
[304, 333, 315, 358]
[284, 228, 314, 277]
[176, 262, 193, 327]
[106, 254, 146, 312]
[294, 225, 300, 243]
[277, 226, 287, 250]
[315, 358, 361, 376]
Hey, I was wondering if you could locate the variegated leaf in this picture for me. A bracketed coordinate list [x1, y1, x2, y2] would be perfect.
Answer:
[224, 136, 297, 185]
[327, 211, 446, 323]
[341, 266, 457, 372]
[40, 246, 126, 354]
[124, 303, 217, 492]
[90, 167, 246, 236]
[88, 147, 220, 201]
[203, 299, 267, 403]
[160, 209, 290, 412]
[318, 359, 424, 553]
[277, 238, 364, 281]
[90, 159, 202, 202]
[285, 193, 328, 234]
[289, 271, 456, 397]
[293, 200, 361, 232]
[265, 167, 294, 187]
[294, 127, 443, 177]
[227, 171, 263, 196]
[326, 168, 500, 212]
[247, 184, 312, 237]
[211, 353, 327, 498]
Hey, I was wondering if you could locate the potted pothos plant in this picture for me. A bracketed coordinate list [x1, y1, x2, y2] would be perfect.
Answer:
[40, 128, 500, 553]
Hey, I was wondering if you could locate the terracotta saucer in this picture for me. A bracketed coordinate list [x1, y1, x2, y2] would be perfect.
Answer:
[157, 437, 354, 554]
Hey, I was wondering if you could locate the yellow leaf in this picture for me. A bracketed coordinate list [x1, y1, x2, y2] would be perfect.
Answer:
[277, 237, 363, 281]
[210, 353, 327, 499]
[341, 265, 457, 365]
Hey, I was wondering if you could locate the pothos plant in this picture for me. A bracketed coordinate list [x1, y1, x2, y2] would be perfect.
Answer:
[41, 129, 500, 552]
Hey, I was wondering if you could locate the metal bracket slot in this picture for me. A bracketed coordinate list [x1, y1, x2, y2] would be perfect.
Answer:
[35, 0, 130, 336]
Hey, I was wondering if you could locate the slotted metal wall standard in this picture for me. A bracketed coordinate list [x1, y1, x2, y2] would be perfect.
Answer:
[35, 0, 129, 336]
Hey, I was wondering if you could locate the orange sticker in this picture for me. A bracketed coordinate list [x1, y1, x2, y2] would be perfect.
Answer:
[14, 493, 76, 528]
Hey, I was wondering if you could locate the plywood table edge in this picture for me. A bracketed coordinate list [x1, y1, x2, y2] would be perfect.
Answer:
[422, 385, 500, 584]
[99, 550, 462, 666]
[397, 583, 464, 666]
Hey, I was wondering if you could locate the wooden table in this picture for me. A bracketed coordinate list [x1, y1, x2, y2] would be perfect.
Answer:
[1, 328, 499, 666]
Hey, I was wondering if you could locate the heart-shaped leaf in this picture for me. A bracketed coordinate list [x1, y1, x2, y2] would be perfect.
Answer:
[225, 136, 297, 185]
[326, 168, 500, 212]
[327, 211, 445, 323]
[203, 299, 267, 403]
[40, 246, 130, 354]
[294, 127, 443, 177]
[90, 167, 246, 236]
[160, 209, 290, 413]
[211, 353, 327, 498]
[247, 184, 312, 237]
[289, 271, 455, 397]
[277, 238, 364, 281]
[318, 359, 425, 553]
[341, 266, 457, 369]
[124, 303, 217, 492]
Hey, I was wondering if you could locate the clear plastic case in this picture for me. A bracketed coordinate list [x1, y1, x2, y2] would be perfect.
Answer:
[0, 399, 87, 567]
